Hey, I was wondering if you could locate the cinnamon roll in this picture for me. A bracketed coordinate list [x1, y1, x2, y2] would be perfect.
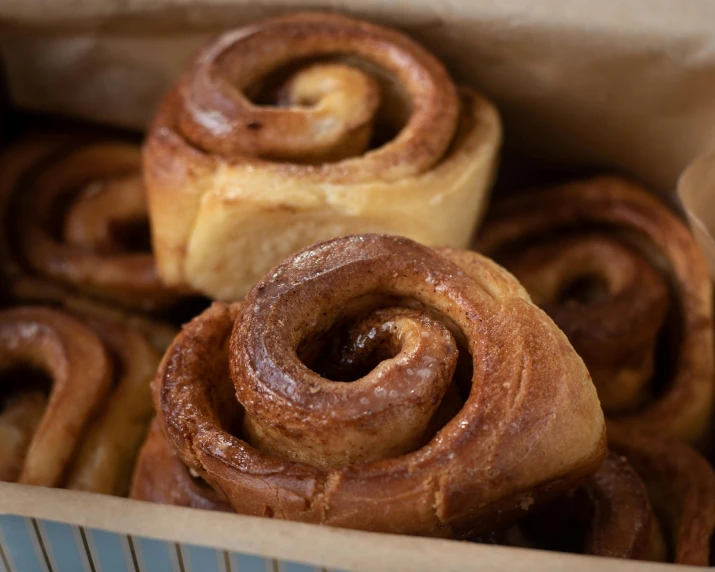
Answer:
[477, 176, 714, 445]
[0, 132, 187, 312]
[144, 12, 502, 301]
[0, 306, 159, 495]
[153, 234, 605, 536]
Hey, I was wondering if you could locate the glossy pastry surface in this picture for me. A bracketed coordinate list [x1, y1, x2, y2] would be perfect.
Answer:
[154, 234, 605, 536]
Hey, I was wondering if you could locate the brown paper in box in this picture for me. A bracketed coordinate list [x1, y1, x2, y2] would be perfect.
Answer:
[1, 1, 715, 571]
[679, 150, 715, 280]
[4, 1, 715, 192]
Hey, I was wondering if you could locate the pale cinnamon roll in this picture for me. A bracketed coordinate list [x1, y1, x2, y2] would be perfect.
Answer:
[145, 12, 501, 301]
[0, 132, 188, 312]
[477, 176, 714, 445]
[152, 234, 605, 536]
[0, 306, 159, 495]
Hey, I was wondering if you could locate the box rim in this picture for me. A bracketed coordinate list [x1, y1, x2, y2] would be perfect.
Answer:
[0, 482, 691, 571]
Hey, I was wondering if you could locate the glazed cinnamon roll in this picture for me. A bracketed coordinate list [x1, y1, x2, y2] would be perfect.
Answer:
[145, 12, 502, 301]
[477, 176, 714, 445]
[153, 234, 605, 536]
[512, 429, 715, 565]
[131, 420, 232, 512]
[0, 133, 187, 312]
[0, 306, 159, 495]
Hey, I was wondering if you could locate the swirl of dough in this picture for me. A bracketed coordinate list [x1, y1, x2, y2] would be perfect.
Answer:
[144, 12, 502, 300]
[477, 176, 714, 445]
[0, 134, 187, 311]
[154, 234, 605, 537]
[0, 306, 159, 494]
[176, 12, 457, 177]
[0, 307, 111, 485]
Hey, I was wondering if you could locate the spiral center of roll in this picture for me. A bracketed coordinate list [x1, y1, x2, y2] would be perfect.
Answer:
[226, 236, 500, 470]
[63, 175, 152, 254]
[557, 273, 610, 305]
[178, 13, 460, 181]
[298, 310, 404, 382]
[235, 306, 459, 469]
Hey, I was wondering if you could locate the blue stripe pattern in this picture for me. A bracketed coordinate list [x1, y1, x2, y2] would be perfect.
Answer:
[90, 528, 130, 572]
[137, 537, 174, 571]
[184, 544, 219, 571]
[231, 552, 266, 572]
[0, 515, 341, 572]
[0, 516, 45, 572]
[39, 521, 84, 572]
[283, 562, 316, 572]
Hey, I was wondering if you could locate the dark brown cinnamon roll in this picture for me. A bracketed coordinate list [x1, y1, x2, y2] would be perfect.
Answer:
[477, 176, 714, 445]
[508, 428, 715, 565]
[0, 133, 189, 312]
[505, 452, 664, 561]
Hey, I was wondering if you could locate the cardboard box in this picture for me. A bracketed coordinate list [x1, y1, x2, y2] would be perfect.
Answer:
[1, 2, 715, 570]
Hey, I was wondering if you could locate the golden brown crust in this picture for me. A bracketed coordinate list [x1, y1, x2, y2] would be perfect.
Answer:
[0, 306, 159, 495]
[130, 420, 233, 512]
[175, 12, 459, 180]
[154, 234, 605, 537]
[144, 12, 502, 300]
[0, 134, 188, 312]
[477, 176, 714, 444]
